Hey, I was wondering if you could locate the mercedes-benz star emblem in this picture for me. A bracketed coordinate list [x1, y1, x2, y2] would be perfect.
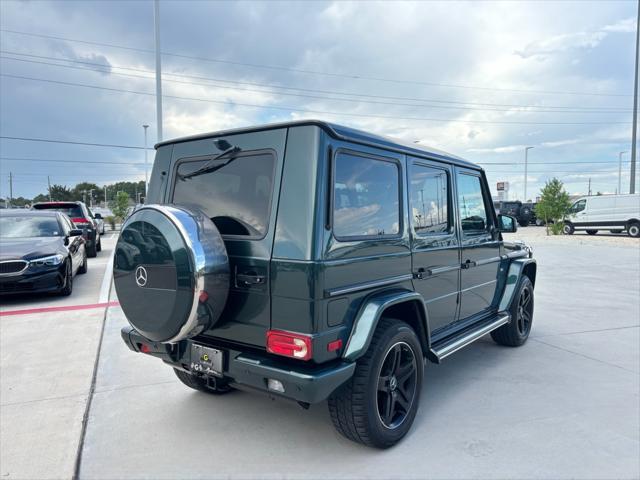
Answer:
[135, 266, 148, 287]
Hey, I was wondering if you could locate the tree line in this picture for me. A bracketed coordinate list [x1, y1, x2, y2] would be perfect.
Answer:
[2, 181, 146, 208]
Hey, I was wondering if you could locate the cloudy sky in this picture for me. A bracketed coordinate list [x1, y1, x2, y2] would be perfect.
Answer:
[0, 0, 637, 201]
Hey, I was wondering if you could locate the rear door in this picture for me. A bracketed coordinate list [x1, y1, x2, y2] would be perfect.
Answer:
[408, 158, 460, 333]
[169, 129, 287, 347]
[455, 168, 501, 320]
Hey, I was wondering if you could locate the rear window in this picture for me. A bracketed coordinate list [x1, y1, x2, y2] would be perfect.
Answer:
[173, 151, 276, 237]
[0, 216, 62, 238]
[33, 203, 83, 218]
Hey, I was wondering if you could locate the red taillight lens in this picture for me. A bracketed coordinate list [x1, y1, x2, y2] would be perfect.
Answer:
[327, 339, 343, 352]
[139, 343, 151, 353]
[72, 218, 88, 224]
[266, 330, 312, 361]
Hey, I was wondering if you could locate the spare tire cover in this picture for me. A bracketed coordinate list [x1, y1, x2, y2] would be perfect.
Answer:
[113, 204, 229, 343]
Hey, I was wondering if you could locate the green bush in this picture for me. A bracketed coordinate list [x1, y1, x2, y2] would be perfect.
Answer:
[549, 221, 564, 236]
[105, 215, 116, 230]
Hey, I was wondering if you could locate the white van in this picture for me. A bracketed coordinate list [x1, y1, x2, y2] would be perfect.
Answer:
[564, 194, 640, 237]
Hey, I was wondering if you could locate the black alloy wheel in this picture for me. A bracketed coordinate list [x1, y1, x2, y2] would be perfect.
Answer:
[491, 276, 534, 347]
[515, 285, 533, 336]
[377, 342, 418, 429]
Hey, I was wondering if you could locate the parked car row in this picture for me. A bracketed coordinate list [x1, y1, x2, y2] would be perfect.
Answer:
[0, 201, 105, 297]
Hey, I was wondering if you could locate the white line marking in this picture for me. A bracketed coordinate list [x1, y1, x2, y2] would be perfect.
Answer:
[98, 249, 115, 303]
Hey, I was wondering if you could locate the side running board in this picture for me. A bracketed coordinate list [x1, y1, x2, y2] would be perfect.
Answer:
[429, 312, 510, 363]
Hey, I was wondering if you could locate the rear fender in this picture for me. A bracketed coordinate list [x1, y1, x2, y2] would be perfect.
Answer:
[343, 289, 429, 361]
[498, 258, 537, 311]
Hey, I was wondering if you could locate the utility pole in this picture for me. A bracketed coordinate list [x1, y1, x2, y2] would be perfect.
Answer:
[47, 175, 52, 201]
[89, 189, 94, 208]
[630, 0, 639, 194]
[524, 147, 534, 201]
[82, 190, 87, 204]
[154, 0, 163, 142]
[143, 124, 149, 194]
[619, 151, 628, 194]
[8, 172, 13, 208]
[104, 185, 107, 206]
[588, 178, 592, 196]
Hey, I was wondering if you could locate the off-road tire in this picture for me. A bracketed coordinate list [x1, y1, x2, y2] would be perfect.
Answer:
[627, 222, 640, 238]
[87, 241, 97, 258]
[563, 223, 575, 235]
[491, 276, 534, 347]
[586, 230, 598, 235]
[59, 260, 73, 296]
[173, 368, 233, 395]
[96, 237, 102, 252]
[518, 220, 529, 227]
[78, 252, 88, 274]
[328, 318, 423, 449]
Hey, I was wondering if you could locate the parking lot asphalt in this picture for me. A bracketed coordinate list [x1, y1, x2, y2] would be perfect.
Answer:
[1, 229, 639, 479]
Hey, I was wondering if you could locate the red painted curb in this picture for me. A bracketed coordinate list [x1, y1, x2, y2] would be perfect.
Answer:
[0, 301, 120, 317]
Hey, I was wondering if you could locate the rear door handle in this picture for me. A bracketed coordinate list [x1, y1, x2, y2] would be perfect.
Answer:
[236, 272, 266, 286]
[461, 259, 477, 269]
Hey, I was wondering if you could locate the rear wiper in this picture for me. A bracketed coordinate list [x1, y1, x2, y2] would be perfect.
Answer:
[179, 145, 242, 180]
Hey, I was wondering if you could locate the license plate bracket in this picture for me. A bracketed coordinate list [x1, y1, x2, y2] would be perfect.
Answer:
[190, 344, 224, 377]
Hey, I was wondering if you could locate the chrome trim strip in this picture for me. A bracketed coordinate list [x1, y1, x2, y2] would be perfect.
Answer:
[326, 274, 413, 298]
[474, 256, 502, 267]
[428, 265, 461, 275]
[0, 260, 28, 276]
[431, 312, 510, 361]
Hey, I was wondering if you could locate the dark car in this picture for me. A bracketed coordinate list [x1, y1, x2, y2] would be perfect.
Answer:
[32, 201, 102, 257]
[0, 210, 87, 296]
[114, 121, 536, 448]
[498, 200, 533, 227]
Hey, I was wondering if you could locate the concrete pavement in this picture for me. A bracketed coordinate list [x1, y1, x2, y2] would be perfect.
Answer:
[0, 234, 118, 480]
[77, 235, 639, 479]
[1, 230, 639, 479]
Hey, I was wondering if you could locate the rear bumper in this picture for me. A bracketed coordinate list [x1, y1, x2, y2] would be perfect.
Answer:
[121, 326, 355, 404]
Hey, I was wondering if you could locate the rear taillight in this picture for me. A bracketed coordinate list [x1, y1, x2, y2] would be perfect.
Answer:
[266, 330, 312, 361]
[72, 218, 88, 224]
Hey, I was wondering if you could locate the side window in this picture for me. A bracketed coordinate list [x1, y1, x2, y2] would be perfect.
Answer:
[571, 199, 586, 213]
[457, 173, 490, 234]
[410, 164, 449, 235]
[333, 152, 400, 238]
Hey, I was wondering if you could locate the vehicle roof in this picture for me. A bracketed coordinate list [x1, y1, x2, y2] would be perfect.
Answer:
[0, 209, 62, 218]
[32, 201, 83, 206]
[155, 120, 480, 170]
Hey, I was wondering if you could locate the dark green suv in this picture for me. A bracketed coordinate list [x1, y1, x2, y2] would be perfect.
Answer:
[115, 121, 536, 448]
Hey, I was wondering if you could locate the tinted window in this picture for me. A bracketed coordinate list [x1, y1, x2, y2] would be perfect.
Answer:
[173, 152, 275, 237]
[33, 203, 83, 218]
[457, 173, 489, 233]
[0, 216, 63, 238]
[333, 152, 400, 238]
[571, 199, 586, 213]
[410, 165, 449, 234]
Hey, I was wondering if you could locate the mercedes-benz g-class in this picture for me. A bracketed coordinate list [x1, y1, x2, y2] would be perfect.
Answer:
[115, 120, 536, 448]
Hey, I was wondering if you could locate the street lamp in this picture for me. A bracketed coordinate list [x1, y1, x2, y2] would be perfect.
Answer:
[524, 147, 534, 202]
[143, 124, 149, 196]
[619, 151, 628, 194]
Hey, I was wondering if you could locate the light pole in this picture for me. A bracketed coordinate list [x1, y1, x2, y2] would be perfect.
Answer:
[630, 0, 639, 193]
[89, 189, 94, 208]
[619, 151, 628, 194]
[154, 0, 163, 142]
[143, 124, 149, 195]
[524, 146, 534, 202]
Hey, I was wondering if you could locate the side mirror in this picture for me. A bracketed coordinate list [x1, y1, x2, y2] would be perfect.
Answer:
[94, 213, 102, 219]
[497, 214, 517, 233]
[69, 229, 84, 237]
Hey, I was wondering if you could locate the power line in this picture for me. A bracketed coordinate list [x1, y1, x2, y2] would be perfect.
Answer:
[0, 156, 143, 165]
[0, 136, 151, 150]
[0, 52, 631, 114]
[1, 73, 631, 126]
[0, 28, 631, 98]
